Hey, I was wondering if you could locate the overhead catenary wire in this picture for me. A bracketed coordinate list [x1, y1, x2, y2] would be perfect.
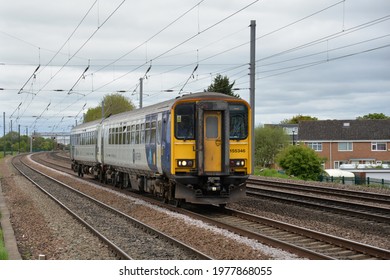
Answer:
[17, 64, 40, 94]
[4, 1, 389, 133]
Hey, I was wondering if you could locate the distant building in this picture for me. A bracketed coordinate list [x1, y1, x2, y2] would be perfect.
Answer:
[265, 123, 298, 145]
[298, 119, 390, 170]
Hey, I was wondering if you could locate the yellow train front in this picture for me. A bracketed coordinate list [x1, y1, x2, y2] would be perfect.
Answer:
[169, 92, 251, 206]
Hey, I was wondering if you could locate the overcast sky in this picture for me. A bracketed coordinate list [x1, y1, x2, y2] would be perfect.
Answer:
[1, 0, 389, 134]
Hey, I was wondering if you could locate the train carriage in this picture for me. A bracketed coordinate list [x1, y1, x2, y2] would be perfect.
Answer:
[70, 119, 101, 176]
[70, 92, 251, 206]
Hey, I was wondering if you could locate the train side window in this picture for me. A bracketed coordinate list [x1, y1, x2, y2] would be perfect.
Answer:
[157, 120, 162, 144]
[150, 121, 156, 144]
[175, 103, 195, 140]
[119, 127, 123, 145]
[135, 124, 140, 144]
[145, 122, 151, 144]
[124, 126, 129, 144]
[114, 127, 118, 145]
[140, 123, 145, 144]
[131, 125, 136, 144]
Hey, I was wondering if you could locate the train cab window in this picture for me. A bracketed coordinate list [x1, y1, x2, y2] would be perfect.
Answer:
[175, 103, 195, 140]
[229, 104, 248, 139]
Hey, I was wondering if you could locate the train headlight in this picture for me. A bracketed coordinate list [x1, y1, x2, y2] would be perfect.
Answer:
[230, 159, 245, 167]
[177, 160, 194, 167]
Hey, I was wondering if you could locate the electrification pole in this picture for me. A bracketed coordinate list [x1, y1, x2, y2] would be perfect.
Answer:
[139, 77, 143, 109]
[3, 112, 5, 157]
[249, 20, 256, 174]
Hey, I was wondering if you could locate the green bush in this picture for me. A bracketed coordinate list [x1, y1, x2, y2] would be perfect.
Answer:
[0, 227, 9, 260]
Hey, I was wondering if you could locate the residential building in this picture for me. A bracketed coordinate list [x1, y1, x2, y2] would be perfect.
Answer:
[298, 119, 390, 169]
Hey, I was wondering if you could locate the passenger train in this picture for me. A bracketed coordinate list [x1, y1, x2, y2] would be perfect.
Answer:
[70, 92, 251, 206]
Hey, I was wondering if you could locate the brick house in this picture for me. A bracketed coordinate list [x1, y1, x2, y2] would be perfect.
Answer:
[298, 119, 390, 169]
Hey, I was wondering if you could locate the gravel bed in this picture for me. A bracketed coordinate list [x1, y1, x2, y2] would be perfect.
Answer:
[3, 153, 389, 259]
[229, 196, 390, 250]
[14, 157, 202, 260]
[0, 156, 117, 260]
[1, 155, 297, 260]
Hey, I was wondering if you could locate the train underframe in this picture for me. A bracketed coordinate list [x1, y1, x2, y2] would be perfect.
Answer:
[71, 160, 247, 206]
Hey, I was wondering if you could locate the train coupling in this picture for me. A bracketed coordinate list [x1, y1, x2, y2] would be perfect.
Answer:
[206, 177, 221, 192]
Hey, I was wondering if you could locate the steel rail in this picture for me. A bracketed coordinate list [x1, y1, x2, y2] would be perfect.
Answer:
[13, 154, 212, 260]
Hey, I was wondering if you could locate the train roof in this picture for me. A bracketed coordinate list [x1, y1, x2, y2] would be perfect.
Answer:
[72, 92, 247, 131]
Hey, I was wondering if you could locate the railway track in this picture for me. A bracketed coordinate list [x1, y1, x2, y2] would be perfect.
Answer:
[247, 178, 390, 224]
[181, 205, 390, 260]
[12, 154, 212, 260]
[28, 152, 390, 259]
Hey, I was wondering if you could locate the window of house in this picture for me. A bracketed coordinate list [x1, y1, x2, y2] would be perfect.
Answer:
[338, 142, 353, 151]
[372, 142, 386, 151]
[307, 142, 322, 151]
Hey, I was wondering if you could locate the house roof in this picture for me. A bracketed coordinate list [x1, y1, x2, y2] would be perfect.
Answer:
[298, 119, 390, 141]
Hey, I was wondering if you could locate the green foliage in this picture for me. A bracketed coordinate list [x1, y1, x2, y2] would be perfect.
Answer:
[0, 228, 8, 260]
[356, 113, 389, 120]
[254, 168, 293, 179]
[280, 114, 318, 124]
[206, 74, 239, 98]
[254, 125, 289, 168]
[276, 145, 324, 180]
[0, 132, 55, 154]
[84, 93, 136, 123]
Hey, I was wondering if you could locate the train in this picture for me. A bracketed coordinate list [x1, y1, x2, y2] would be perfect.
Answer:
[70, 92, 251, 206]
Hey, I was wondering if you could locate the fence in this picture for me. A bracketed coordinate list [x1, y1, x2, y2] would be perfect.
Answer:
[320, 176, 390, 188]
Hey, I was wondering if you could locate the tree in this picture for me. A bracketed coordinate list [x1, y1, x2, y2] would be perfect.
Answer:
[206, 74, 239, 98]
[276, 145, 325, 180]
[0, 132, 55, 154]
[83, 93, 136, 123]
[356, 113, 389, 120]
[254, 125, 289, 168]
[280, 114, 318, 124]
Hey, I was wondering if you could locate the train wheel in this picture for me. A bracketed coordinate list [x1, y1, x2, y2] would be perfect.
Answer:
[99, 170, 104, 183]
[77, 164, 83, 177]
[175, 199, 184, 208]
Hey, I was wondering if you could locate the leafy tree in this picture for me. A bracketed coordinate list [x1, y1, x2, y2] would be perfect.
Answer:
[206, 74, 239, 98]
[356, 113, 389, 120]
[280, 114, 318, 124]
[276, 145, 325, 180]
[255, 125, 289, 168]
[0, 132, 55, 153]
[84, 93, 136, 123]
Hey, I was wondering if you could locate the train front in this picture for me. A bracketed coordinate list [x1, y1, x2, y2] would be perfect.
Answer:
[171, 93, 251, 205]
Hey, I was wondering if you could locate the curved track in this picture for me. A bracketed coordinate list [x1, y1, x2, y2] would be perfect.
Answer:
[180, 205, 390, 260]
[247, 178, 390, 224]
[29, 152, 390, 259]
[12, 154, 212, 260]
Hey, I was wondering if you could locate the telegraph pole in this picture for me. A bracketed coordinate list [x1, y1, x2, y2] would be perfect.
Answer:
[3, 112, 5, 157]
[249, 20, 256, 174]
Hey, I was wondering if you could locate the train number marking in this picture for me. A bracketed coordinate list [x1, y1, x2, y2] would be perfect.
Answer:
[230, 148, 246, 153]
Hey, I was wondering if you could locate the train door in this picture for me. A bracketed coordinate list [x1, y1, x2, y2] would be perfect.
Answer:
[196, 100, 230, 176]
[156, 113, 163, 173]
[96, 125, 102, 163]
[204, 111, 222, 172]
